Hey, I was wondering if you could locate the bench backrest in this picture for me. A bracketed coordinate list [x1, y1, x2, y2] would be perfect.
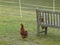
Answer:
[36, 9, 60, 28]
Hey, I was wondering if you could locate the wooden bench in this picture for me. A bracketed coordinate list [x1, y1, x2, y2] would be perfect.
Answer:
[36, 9, 60, 36]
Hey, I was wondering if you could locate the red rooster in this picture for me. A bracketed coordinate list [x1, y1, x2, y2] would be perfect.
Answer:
[40, 18, 47, 29]
[40, 17, 45, 29]
[40, 17, 44, 22]
[20, 23, 28, 39]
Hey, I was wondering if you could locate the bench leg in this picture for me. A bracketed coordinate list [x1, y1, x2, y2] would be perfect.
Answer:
[45, 27, 47, 35]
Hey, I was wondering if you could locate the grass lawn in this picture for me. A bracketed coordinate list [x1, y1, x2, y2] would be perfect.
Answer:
[0, 0, 60, 45]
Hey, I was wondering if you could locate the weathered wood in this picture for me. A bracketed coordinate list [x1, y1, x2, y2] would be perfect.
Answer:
[36, 9, 60, 35]
[45, 27, 47, 35]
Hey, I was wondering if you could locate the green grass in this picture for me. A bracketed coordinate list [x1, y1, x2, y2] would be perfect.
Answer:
[0, 0, 60, 45]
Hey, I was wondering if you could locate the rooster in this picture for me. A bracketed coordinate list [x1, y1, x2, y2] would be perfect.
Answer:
[40, 17, 44, 22]
[40, 18, 47, 29]
[40, 17, 45, 29]
[20, 23, 28, 39]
